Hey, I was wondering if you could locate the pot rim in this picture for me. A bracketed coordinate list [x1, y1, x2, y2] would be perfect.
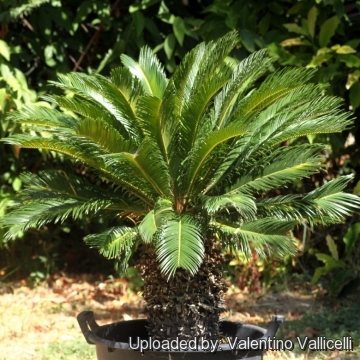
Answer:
[78, 311, 284, 353]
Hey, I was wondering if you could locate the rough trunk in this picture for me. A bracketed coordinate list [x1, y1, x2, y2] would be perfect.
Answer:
[139, 245, 228, 341]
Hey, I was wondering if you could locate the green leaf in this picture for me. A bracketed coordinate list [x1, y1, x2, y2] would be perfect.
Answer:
[283, 23, 308, 36]
[343, 223, 360, 259]
[0, 88, 7, 113]
[314, 253, 345, 268]
[307, 6, 318, 38]
[156, 215, 204, 278]
[132, 11, 145, 37]
[319, 16, 339, 48]
[336, 45, 357, 54]
[307, 53, 332, 68]
[312, 255, 345, 284]
[346, 70, 360, 90]
[280, 38, 311, 47]
[164, 33, 176, 59]
[240, 29, 255, 53]
[349, 82, 360, 109]
[0, 39, 10, 61]
[129, 0, 160, 12]
[326, 234, 338, 260]
[173, 17, 186, 46]
[259, 14, 270, 36]
[12, 177, 22, 191]
[338, 54, 360, 68]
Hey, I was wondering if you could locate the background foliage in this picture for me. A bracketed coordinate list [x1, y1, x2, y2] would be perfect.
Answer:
[0, 0, 359, 294]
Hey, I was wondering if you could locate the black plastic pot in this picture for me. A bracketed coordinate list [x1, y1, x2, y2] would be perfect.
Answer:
[78, 311, 284, 359]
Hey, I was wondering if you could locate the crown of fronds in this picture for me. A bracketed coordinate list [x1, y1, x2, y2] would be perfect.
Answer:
[1, 31, 359, 277]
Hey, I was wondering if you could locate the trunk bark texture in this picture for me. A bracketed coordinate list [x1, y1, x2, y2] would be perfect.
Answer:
[140, 246, 228, 342]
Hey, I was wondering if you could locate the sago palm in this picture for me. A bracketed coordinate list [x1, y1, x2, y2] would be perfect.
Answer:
[1, 32, 359, 341]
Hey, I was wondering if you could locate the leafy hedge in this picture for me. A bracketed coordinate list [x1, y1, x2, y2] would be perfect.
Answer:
[0, 0, 359, 284]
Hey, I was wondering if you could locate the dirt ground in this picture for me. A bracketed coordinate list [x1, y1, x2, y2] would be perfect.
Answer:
[0, 274, 357, 360]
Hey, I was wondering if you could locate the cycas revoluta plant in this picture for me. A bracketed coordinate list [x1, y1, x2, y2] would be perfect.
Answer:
[1, 32, 359, 341]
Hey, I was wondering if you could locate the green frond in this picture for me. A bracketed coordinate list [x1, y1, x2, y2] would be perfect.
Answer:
[138, 199, 174, 243]
[256, 177, 360, 226]
[84, 227, 139, 275]
[84, 226, 138, 259]
[213, 49, 274, 130]
[74, 118, 137, 154]
[257, 195, 314, 223]
[135, 95, 161, 139]
[103, 139, 172, 198]
[313, 192, 360, 223]
[227, 144, 326, 194]
[7, 104, 77, 129]
[161, 32, 238, 188]
[52, 72, 141, 140]
[3, 134, 156, 205]
[156, 214, 204, 278]
[214, 218, 297, 259]
[18, 171, 146, 211]
[234, 67, 316, 118]
[0, 170, 147, 239]
[110, 67, 145, 107]
[207, 92, 349, 195]
[184, 124, 247, 197]
[303, 175, 360, 223]
[121, 46, 168, 99]
[304, 175, 354, 200]
[42, 94, 125, 134]
[199, 194, 256, 219]
[179, 63, 233, 153]
[1, 199, 113, 240]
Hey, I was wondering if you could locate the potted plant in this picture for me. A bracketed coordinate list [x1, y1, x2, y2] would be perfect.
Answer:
[1, 32, 359, 359]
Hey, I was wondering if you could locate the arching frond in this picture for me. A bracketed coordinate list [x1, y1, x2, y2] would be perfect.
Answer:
[204, 88, 348, 194]
[257, 195, 314, 223]
[135, 95, 161, 140]
[304, 175, 360, 223]
[234, 67, 316, 118]
[138, 199, 174, 243]
[84, 226, 138, 259]
[213, 49, 273, 130]
[52, 72, 141, 140]
[7, 104, 77, 129]
[3, 135, 157, 205]
[199, 194, 256, 219]
[74, 118, 136, 154]
[103, 139, 172, 198]
[110, 66, 145, 107]
[214, 218, 297, 259]
[84, 227, 139, 275]
[170, 33, 238, 172]
[42, 94, 124, 134]
[227, 144, 325, 194]
[156, 215, 204, 278]
[0, 171, 146, 239]
[121, 46, 168, 99]
[184, 124, 247, 197]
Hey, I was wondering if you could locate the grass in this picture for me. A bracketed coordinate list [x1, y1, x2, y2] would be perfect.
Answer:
[37, 338, 95, 360]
